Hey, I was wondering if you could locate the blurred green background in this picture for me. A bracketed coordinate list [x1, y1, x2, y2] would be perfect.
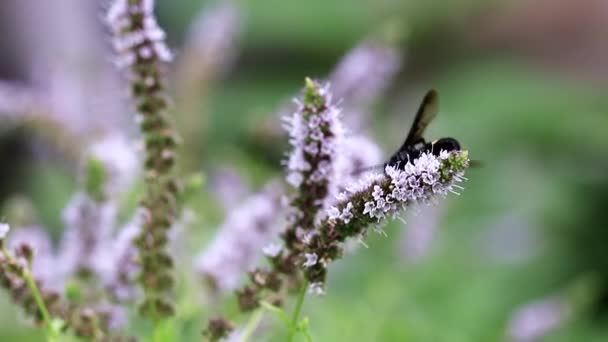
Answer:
[1, 0, 608, 341]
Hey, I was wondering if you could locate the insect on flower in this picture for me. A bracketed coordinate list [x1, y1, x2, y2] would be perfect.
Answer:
[358, 89, 478, 173]
[386, 89, 461, 168]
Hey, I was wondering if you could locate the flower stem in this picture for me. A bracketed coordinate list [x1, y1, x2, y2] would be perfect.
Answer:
[2, 248, 56, 340]
[287, 280, 308, 342]
[240, 309, 264, 342]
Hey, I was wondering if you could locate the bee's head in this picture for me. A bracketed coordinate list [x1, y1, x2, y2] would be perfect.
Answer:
[432, 137, 461, 155]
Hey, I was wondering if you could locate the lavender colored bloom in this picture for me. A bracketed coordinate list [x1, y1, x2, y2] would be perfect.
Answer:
[281, 79, 344, 256]
[332, 151, 465, 224]
[107, 0, 181, 317]
[107, 0, 172, 69]
[195, 183, 283, 293]
[96, 302, 130, 331]
[104, 214, 144, 302]
[88, 135, 139, 197]
[284, 79, 343, 192]
[7, 226, 57, 286]
[508, 296, 570, 342]
[0, 226, 116, 338]
[335, 134, 383, 190]
[303, 253, 318, 267]
[182, 1, 241, 78]
[209, 167, 251, 212]
[330, 42, 401, 104]
[329, 41, 402, 128]
[57, 193, 118, 281]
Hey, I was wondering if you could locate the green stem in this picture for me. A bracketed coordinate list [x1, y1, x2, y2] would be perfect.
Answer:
[24, 272, 53, 329]
[2, 249, 56, 341]
[287, 280, 308, 342]
[240, 309, 264, 342]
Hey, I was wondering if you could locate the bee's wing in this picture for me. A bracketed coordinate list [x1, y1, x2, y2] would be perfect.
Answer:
[357, 90, 439, 174]
[398, 89, 439, 150]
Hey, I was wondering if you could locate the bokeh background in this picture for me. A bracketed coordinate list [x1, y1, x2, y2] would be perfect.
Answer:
[0, 0, 607, 341]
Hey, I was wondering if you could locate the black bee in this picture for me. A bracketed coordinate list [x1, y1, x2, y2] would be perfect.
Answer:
[386, 89, 461, 169]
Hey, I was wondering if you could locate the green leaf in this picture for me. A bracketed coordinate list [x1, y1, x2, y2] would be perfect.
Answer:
[64, 281, 83, 303]
[179, 172, 205, 204]
[297, 317, 313, 342]
[84, 157, 107, 201]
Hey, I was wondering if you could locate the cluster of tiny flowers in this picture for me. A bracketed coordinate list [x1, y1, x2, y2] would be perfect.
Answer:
[107, 0, 181, 319]
[54, 134, 139, 292]
[107, 0, 172, 69]
[0, 156, 142, 334]
[330, 151, 460, 225]
[0, 224, 118, 339]
[57, 193, 118, 282]
[282, 78, 344, 256]
[305, 150, 469, 287]
[284, 79, 343, 191]
[104, 213, 145, 302]
[4, 147, 148, 334]
[88, 135, 139, 197]
[8, 226, 63, 292]
[206, 79, 344, 333]
[195, 183, 282, 293]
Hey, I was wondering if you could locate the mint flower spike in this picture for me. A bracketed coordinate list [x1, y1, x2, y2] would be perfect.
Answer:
[304, 150, 470, 287]
[107, 0, 181, 319]
[283, 78, 343, 253]
[0, 224, 114, 340]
